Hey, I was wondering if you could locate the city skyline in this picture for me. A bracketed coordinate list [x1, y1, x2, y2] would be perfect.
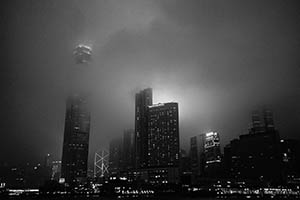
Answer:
[0, 85, 299, 198]
[2, 0, 300, 167]
[1, 86, 297, 166]
[1, 0, 300, 197]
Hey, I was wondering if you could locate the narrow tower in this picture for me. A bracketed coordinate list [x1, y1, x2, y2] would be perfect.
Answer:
[61, 44, 92, 186]
[61, 95, 91, 185]
[135, 88, 153, 169]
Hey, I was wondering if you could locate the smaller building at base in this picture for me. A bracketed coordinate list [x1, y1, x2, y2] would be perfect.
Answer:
[190, 132, 222, 184]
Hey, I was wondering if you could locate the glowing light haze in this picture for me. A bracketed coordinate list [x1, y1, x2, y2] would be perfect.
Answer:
[1, 0, 300, 164]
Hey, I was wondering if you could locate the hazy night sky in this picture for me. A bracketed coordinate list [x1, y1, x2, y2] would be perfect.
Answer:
[1, 0, 300, 165]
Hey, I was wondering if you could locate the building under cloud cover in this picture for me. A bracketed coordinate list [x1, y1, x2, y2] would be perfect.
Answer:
[1, 0, 300, 165]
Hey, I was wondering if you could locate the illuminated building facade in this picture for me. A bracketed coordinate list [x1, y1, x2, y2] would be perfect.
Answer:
[61, 95, 91, 185]
[190, 132, 221, 182]
[204, 132, 221, 177]
[204, 132, 221, 163]
[146, 102, 180, 184]
[73, 44, 92, 64]
[135, 88, 153, 169]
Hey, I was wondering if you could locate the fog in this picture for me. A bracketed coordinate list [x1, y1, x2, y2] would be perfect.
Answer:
[1, 0, 300, 164]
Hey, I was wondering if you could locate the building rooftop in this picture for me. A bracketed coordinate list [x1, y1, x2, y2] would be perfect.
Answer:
[148, 102, 177, 108]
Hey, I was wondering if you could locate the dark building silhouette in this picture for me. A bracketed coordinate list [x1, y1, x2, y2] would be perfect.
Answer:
[190, 134, 205, 181]
[108, 130, 136, 180]
[1, 163, 51, 188]
[280, 139, 300, 185]
[250, 108, 275, 134]
[109, 137, 123, 177]
[146, 102, 180, 184]
[263, 108, 275, 131]
[135, 88, 153, 169]
[122, 129, 135, 171]
[179, 149, 192, 185]
[224, 109, 282, 185]
[2, 165, 26, 188]
[251, 110, 263, 133]
[61, 95, 91, 185]
[190, 132, 221, 183]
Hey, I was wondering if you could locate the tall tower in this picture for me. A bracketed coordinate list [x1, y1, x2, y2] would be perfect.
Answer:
[61, 95, 91, 185]
[61, 44, 92, 186]
[135, 88, 152, 169]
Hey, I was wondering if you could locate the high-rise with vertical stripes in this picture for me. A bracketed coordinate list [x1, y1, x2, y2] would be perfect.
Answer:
[61, 45, 92, 186]
[135, 88, 153, 169]
[61, 95, 91, 185]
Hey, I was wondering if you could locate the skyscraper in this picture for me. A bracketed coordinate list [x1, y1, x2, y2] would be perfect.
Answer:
[61, 44, 92, 186]
[135, 88, 153, 169]
[147, 102, 180, 184]
[61, 95, 91, 185]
